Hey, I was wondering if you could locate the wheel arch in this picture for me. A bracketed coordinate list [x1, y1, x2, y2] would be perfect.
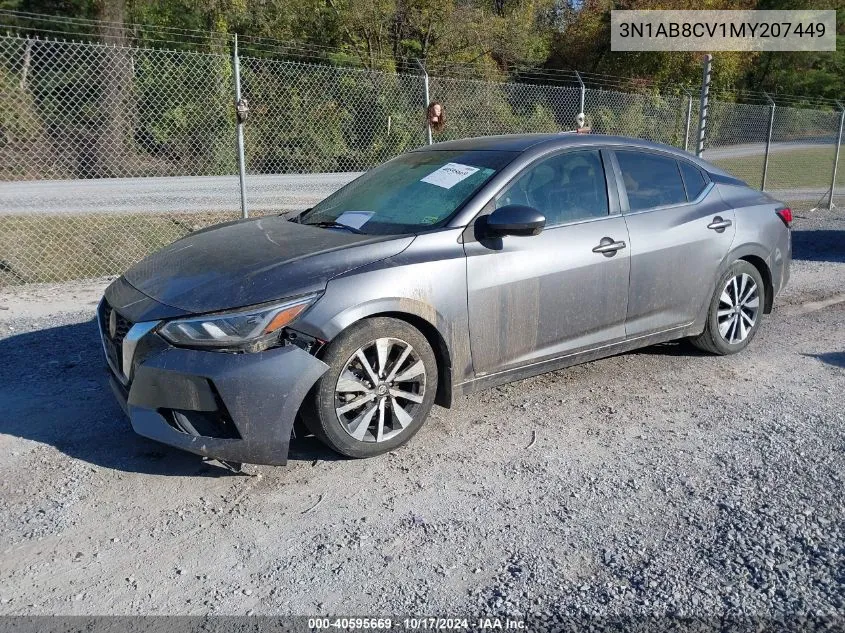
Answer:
[374, 311, 453, 409]
[738, 254, 774, 314]
[719, 244, 775, 315]
[307, 299, 455, 409]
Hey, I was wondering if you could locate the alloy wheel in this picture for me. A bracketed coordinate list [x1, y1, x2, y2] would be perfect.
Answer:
[717, 273, 760, 344]
[334, 337, 426, 442]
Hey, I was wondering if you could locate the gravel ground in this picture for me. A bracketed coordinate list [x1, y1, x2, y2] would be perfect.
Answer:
[0, 209, 843, 627]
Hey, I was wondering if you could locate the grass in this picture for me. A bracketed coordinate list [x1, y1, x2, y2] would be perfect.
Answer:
[0, 211, 246, 287]
[711, 147, 843, 191]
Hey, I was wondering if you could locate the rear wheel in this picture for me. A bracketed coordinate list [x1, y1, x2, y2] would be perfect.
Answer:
[303, 317, 438, 458]
[691, 260, 765, 355]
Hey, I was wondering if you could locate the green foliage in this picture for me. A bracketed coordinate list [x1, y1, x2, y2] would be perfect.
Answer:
[6, 0, 841, 102]
[587, 90, 688, 148]
[1, 0, 840, 181]
[134, 50, 236, 175]
[0, 54, 63, 179]
[240, 61, 424, 172]
[746, 0, 844, 101]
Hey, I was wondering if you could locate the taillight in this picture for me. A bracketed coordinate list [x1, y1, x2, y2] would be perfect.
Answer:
[776, 208, 792, 228]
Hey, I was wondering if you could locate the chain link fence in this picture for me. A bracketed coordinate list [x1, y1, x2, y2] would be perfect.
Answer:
[0, 29, 843, 287]
[239, 57, 426, 173]
[700, 99, 843, 210]
[428, 77, 581, 140]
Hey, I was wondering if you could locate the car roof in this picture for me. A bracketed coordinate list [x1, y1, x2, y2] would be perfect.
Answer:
[413, 133, 738, 180]
[416, 133, 683, 154]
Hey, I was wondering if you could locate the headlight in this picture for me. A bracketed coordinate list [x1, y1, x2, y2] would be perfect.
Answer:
[159, 293, 320, 351]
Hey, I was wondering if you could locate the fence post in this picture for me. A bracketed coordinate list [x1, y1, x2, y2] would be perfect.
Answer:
[761, 93, 776, 192]
[696, 54, 712, 157]
[416, 59, 432, 145]
[487, 82, 493, 135]
[828, 101, 844, 210]
[682, 88, 692, 152]
[575, 70, 585, 116]
[233, 33, 248, 219]
[19, 37, 34, 90]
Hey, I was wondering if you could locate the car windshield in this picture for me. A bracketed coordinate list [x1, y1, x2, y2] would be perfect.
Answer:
[300, 149, 518, 235]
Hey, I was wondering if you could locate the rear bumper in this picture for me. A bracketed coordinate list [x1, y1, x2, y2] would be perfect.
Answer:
[109, 342, 328, 466]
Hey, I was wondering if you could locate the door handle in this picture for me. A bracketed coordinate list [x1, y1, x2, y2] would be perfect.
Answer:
[592, 237, 627, 257]
[707, 217, 733, 232]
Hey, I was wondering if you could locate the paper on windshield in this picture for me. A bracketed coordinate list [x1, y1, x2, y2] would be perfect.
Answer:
[420, 163, 480, 189]
[335, 211, 375, 229]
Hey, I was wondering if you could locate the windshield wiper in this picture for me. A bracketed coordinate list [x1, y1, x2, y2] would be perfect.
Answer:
[305, 220, 365, 234]
[285, 207, 310, 223]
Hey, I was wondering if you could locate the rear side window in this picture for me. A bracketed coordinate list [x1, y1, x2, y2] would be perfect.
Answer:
[679, 161, 708, 200]
[615, 151, 687, 212]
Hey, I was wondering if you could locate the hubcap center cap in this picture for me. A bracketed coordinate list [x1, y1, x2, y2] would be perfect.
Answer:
[376, 383, 389, 396]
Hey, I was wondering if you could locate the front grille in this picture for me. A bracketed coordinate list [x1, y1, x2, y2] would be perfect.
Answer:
[99, 300, 133, 378]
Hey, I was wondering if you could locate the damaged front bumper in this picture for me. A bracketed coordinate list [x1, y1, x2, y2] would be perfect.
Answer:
[99, 300, 328, 466]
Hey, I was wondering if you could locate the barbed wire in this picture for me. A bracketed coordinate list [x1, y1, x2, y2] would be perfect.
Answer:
[0, 9, 230, 44]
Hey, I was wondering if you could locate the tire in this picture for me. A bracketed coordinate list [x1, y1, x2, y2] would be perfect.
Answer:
[303, 317, 438, 458]
[691, 260, 765, 355]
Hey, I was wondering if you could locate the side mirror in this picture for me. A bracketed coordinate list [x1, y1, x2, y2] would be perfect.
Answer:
[485, 205, 546, 237]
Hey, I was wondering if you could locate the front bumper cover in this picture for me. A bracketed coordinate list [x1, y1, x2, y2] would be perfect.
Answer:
[110, 341, 329, 466]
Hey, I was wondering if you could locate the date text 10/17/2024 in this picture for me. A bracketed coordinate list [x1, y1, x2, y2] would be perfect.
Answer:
[307, 617, 526, 630]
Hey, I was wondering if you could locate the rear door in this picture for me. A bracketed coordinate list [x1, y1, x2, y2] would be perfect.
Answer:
[612, 149, 735, 338]
[464, 149, 631, 376]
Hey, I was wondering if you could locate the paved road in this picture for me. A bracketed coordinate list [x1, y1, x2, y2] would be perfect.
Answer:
[702, 139, 839, 160]
[0, 173, 361, 216]
[0, 139, 840, 216]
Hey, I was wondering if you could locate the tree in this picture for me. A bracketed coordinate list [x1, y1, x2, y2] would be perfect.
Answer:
[744, 0, 844, 102]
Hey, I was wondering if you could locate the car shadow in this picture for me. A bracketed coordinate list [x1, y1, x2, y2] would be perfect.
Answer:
[791, 229, 845, 263]
[0, 318, 340, 476]
[805, 351, 845, 369]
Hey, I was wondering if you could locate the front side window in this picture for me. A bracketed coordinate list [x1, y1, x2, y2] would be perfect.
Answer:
[301, 149, 517, 235]
[615, 151, 687, 212]
[496, 150, 609, 227]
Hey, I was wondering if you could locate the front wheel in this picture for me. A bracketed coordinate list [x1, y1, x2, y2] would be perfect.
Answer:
[303, 317, 438, 458]
[691, 260, 765, 355]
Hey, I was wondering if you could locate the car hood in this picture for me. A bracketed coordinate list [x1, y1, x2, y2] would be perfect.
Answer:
[122, 216, 414, 314]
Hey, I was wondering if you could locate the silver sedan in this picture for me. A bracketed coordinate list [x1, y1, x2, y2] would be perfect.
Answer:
[99, 134, 791, 468]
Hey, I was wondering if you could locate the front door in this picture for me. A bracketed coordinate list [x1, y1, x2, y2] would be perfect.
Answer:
[464, 149, 631, 377]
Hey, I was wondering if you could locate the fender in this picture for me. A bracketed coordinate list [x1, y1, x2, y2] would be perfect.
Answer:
[293, 230, 473, 407]
[312, 295, 450, 344]
[720, 242, 773, 276]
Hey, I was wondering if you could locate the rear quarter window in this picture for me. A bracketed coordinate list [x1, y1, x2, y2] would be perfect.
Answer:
[679, 161, 708, 200]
